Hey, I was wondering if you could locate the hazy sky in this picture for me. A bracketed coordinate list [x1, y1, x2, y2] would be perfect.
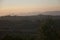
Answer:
[0, 0, 60, 16]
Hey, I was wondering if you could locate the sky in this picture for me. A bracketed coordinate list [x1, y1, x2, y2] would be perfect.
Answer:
[0, 0, 60, 16]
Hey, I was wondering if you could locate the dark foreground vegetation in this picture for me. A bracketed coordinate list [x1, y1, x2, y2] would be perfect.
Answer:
[0, 15, 60, 40]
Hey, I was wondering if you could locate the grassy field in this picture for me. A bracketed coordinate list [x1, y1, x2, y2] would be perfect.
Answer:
[0, 15, 60, 40]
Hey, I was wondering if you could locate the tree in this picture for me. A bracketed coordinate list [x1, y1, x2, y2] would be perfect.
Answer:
[37, 18, 58, 40]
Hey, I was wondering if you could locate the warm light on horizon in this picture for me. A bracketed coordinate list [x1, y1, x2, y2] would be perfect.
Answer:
[0, 5, 60, 13]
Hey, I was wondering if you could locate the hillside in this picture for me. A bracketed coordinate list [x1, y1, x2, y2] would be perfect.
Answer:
[0, 13, 60, 40]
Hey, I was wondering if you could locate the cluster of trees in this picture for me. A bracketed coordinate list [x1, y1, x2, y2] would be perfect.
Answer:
[37, 18, 60, 40]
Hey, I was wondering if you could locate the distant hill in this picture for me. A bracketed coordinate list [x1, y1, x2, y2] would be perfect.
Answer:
[42, 11, 60, 15]
[0, 11, 60, 21]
